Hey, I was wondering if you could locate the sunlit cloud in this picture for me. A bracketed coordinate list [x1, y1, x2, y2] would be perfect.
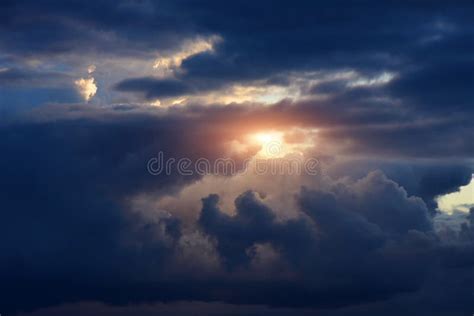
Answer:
[87, 64, 97, 74]
[153, 36, 221, 77]
[348, 71, 395, 87]
[304, 70, 396, 91]
[74, 77, 97, 102]
[151, 83, 300, 107]
[437, 175, 474, 214]
[205, 85, 297, 104]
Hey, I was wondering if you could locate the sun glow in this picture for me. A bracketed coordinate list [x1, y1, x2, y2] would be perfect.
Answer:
[249, 128, 319, 159]
[254, 132, 280, 144]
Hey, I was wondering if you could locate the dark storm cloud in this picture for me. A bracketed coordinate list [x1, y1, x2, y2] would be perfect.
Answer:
[0, 0, 200, 57]
[159, 100, 474, 159]
[2, 0, 471, 93]
[2, 0, 474, 123]
[387, 61, 474, 111]
[115, 77, 223, 99]
[1, 1, 474, 315]
[0, 107, 257, 313]
[0, 68, 71, 87]
[113, 1, 474, 104]
[115, 77, 193, 99]
[199, 191, 317, 269]
[0, 107, 255, 197]
[0, 67, 81, 114]
[196, 174, 473, 310]
[326, 160, 473, 214]
[0, 107, 473, 314]
[0, 107, 472, 312]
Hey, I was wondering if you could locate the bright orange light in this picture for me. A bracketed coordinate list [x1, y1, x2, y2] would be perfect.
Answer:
[249, 128, 318, 158]
[253, 132, 279, 144]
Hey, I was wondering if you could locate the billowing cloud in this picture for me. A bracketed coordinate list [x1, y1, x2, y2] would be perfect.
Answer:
[0, 106, 472, 314]
[1, 1, 474, 315]
[74, 77, 97, 101]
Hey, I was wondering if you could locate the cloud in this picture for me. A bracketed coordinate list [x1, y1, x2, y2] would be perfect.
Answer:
[1, 1, 474, 314]
[0, 68, 80, 113]
[87, 65, 96, 74]
[153, 36, 220, 76]
[0, 107, 473, 314]
[437, 177, 474, 214]
[74, 77, 97, 101]
[0, 67, 73, 88]
[0, 108, 251, 312]
[115, 77, 194, 99]
[195, 173, 465, 308]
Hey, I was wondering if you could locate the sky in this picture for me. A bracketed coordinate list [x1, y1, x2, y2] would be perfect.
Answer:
[0, 1, 474, 315]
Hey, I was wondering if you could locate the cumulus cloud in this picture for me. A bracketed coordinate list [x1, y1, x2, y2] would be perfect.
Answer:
[1, 1, 474, 315]
[194, 174, 460, 308]
[74, 77, 97, 101]
[0, 107, 473, 314]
